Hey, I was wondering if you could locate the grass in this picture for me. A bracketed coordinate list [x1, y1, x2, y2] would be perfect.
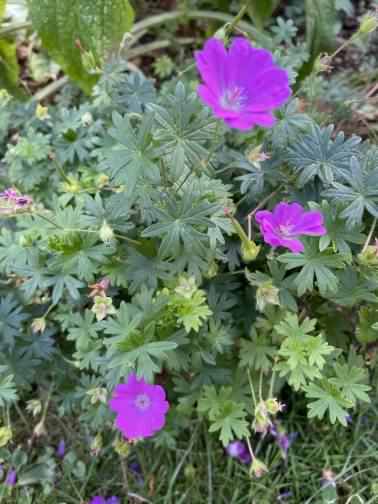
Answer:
[2, 397, 378, 504]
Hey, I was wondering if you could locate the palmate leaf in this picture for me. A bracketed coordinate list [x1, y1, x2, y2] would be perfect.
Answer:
[305, 381, 352, 426]
[101, 302, 177, 381]
[99, 112, 159, 193]
[309, 201, 365, 257]
[286, 124, 361, 186]
[142, 193, 219, 260]
[0, 371, 18, 406]
[29, 0, 135, 93]
[148, 82, 217, 176]
[0, 295, 29, 351]
[278, 238, 346, 296]
[198, 386, 249, 446]
[323, 156, 378, 227]
[329, 363, 371, 406]
[275, 313, 334, 390]
[271, 99, 313, 149]
[239, 328, 276, 372]
[328, 268, 378, 306]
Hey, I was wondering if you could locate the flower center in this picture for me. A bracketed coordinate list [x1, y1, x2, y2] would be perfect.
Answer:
[220, 86, 246, 112]
[134, 393, 151, 411]
[278, 224, 294, 237]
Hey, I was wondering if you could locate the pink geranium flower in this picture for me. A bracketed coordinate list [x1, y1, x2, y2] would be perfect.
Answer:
[255, 202, 326, 253]
[195, 37, 291, 130]
[109, 373, 169, 441]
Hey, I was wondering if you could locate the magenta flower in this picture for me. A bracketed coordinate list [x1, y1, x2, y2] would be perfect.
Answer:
[109, 373, 169, 441]
[255, 202, 326, 253]
[195, 37, 291, 130]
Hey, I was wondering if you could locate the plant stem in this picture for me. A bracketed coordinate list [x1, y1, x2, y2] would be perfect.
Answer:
[245, 185, 283, 221]
[132, 10, 270, 46]
[120, 457, 129, 496]
[0, 21, 31, 37]
[247, 369, 257, 408]
[34, 211, 141, 245]
[362, 218, 377, 253]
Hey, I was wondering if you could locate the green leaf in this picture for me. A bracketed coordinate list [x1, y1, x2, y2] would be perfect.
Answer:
[278, 239, 346, 296]
[305, 381, 352, 425]
[198, 386, 249, 446]
[0, 0, 24, 97]
[356, 306, 378, 344]
[329, 363, 371, 405]
[100, 112, 158, 193]
[286, 124, 361, 186]
[239, 328, 276, 372]
[29, 0, 135, 93]
[300, 0, 338, 78]
[323, 156, 378, 227]
[246, 0, 280, 30]
[275, 313, 334, 390]
[0, 372, 18, 406]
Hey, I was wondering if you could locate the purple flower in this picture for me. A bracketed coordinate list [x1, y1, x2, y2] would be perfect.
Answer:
[270, 424, 297, 459]
[90, 498, 106, 504]
[0, 187, 32, 214]
[89, 498, 119, 504]
[109, 373, 169, 441]
[277, 490, 293, 501]
[255, 202, 326, 253]
[5, 468, 17, 486]
[225, 441, 252, 464]
[57, 439, 65, 458]
[195, 37, 291, 130]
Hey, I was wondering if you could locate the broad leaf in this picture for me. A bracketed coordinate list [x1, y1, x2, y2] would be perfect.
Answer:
[29, 0, 135, 93]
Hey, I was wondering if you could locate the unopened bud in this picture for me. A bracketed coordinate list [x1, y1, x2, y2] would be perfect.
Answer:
[81, 111, 93, 127]
[358, 12, 378, 35]
[256, 281, 280, 311]
[33, 420, 47, 438]
[91, 433, 103, 456]
[250, 457, 268, 478]
[99, 220, 115, 243]
[241, 240, 260, 263]
[265, 398, 285, 416]
[0, 427, 12, 447]
[35, 104, 49, 120]
[214, 27, 227, 41]
[31, 317, 46, 334]
[113, 437, 130, 458]
[96, 174, 109, 188]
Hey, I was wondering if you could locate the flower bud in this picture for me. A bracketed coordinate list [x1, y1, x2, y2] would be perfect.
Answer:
[31, 317, 46, 334]
[35, 104, 49, 121]
[81, 111, 93, 127]
[99, 220, 115, 243]
[96, 174, 109, 188]
[214, 27, 227, 41]
[241, 240, 260, 263]
[204, 261, 219, 279]
[250, 457, 268, 478]
[33, 420, 47, 438]
[113, 437, 130, 458]
[253, 401, 271, 435]
[0, 427, 12, 448]
[358, 12, 378, 35]
[265, 398, 285, 416]
[92, 296, 116, 321]
[91, 433, 103, 456]
[256, 281, 280, 311]
[357, 245, 378, 268]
